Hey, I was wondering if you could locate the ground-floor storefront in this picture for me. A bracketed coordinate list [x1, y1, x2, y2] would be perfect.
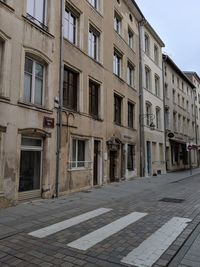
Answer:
[166, 139, 198, 171]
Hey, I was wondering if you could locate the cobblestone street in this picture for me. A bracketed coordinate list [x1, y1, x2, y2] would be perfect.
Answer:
[1, 169, 200, 267]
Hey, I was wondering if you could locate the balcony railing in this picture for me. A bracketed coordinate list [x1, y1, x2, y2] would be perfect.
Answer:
[26, 13, 48, 32]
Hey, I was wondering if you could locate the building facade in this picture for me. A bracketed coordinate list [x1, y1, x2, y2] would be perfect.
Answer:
[0, 0, 61, 203]
[140, 21, 166, 176]
[59, 0, 143, 196]
[163, 56, 197, 171]
[0, 0, 144, 204]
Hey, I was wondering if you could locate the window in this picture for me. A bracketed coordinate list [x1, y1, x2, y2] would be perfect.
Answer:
[173, 89, 176, 103]
[182, 97, 185, 108]
[64, 9, 78, 44]
[172, 74, 174, 83]
[156, 107, 161, 129]
[114, 12, 121, 34]
[145, 66, 151, 90]
[113, 50, 122, 77]
[177, 94, 180, 105]
[154, 44, 159, 64]
[178, 114, 181, 132]
[146, 102, 152, 126]
[89, 80, 99, 118]
[177, 77, 179, 88]
[72, 139, 86, 168]
[88, 0, 99, 10]
[0, 39, 4, 88]
[173, 112, 177, 132]
[127, 144, 135, 171]
[26, 0, 46, 27]
[88, 26, 100, 61]
[144, 34, 150, 55]
[127, 62, 135, 87]
[182, 82, 184, 91]
[63, 67, 78, 111]
[24, 57, 44, 106]
[165, 108, 170, 129]
[165, 83, 169, 98]
[155, 75, 160, 97]
[128, 102, 134, 128]
[128, 28, 134, 49]
[186, 100, 189, 112]
[114, 94, 122, 125]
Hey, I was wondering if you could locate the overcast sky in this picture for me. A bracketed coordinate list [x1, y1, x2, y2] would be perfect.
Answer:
[136, 0, 200, 76]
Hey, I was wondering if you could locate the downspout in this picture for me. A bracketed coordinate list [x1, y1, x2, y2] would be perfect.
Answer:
[194, 90, 198, 166]
[162, 55, 167, 172]
[139, 19, 145, 177]
[56, 0, 64, 197]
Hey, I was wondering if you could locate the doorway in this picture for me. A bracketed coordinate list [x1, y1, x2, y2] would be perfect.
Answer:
[93, 140, 100, 186]
[19, 137, 42, 199]
[110, 151, 117, 182]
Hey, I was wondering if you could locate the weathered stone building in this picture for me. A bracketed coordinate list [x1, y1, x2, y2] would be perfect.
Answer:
[0, 0, 144, 204]
[139, 21, 166, 176]
[0, 0, 60, 203]
[163, 55, 197, 171]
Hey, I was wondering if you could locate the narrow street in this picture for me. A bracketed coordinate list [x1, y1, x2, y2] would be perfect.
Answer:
[1, 170, 200, 267]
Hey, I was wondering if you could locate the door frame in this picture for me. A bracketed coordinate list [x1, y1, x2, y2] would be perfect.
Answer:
[18, 136, 43, 200]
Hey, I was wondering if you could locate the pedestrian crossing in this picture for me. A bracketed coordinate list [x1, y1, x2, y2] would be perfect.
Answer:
[28, 208, 191, 267]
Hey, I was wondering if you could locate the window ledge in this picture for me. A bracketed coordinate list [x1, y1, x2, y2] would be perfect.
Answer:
[88, 56, 103, 67]
[87, 2, 103, 17]
[22, 15, 55, 39]
[113, 74, 125, 84]
[18, 101, 53, 114]
[0, 95, 10, 102]
[0, 1, 14, 13]
[68, 168, 92, 172]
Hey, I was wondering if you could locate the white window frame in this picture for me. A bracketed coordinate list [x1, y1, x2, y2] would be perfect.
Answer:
[24, 56, 45, 106]
[113, 50, 122, 77]
[26, 0, 47, 25]
[88, 26, 100, 61]
[88, 0, 99, 11]
[144, 33, 150, 55]
[155, 75, 160, 97]
[114, 12, 122, 34]
[128, 28, 134, 49]
[127, 62, 135, 87]
[145, 66, 151, 90]
[70, 139, 90, 169]
[64, 9, 78, 45]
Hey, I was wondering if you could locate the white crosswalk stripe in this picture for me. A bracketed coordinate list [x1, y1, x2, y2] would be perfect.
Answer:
[67, 212, 147, 251]
[28, 208, 112, 238]
[121, 217, 191, 267]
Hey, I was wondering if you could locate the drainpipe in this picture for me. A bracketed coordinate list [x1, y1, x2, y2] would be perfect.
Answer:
[162, 55, 167, 173]
[194, 91, 198, 166]
[55, 0, 64, 198]
[139, 19, 146, 177]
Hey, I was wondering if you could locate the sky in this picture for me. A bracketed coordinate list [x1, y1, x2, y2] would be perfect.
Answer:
[135, 0, 200, 76]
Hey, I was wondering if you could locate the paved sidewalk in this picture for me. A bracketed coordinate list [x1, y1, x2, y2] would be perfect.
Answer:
[0, 168, 200, 267]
